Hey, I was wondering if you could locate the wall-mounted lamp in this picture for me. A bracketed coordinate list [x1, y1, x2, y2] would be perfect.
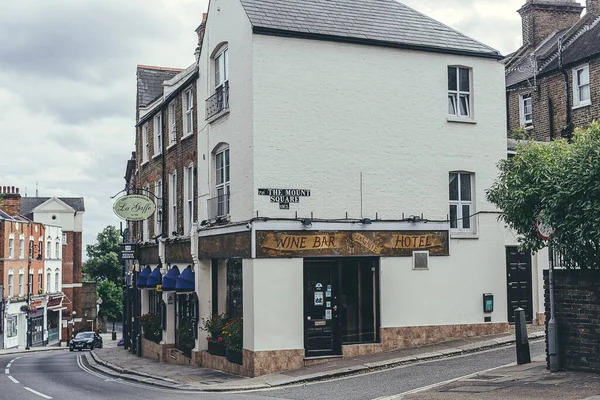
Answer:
[360, 218, 372, 225]
[301, 218, 312, 228]
[408, 215, 422, 223]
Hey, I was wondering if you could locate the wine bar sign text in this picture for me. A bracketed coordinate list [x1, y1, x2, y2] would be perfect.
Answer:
[258, 188, 311, 209]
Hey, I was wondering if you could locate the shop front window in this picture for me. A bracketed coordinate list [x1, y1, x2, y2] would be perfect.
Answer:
[227, 259, 243, 319]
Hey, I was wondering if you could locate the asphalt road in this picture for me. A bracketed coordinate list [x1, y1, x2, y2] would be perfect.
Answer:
[0, 340, 545, 400]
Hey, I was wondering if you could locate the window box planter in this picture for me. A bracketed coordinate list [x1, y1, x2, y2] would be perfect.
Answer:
[207, 339, 226, 356]
[226, 347, 243, 365]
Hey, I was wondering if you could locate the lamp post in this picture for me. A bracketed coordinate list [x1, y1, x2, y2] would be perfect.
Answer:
[69, 311, 77, 345]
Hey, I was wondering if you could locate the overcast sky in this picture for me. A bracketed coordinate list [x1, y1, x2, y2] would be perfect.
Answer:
[0, 0, 532, 258]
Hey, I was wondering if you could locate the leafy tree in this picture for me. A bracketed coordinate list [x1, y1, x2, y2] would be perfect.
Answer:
[487, 121, 600, 270]
[97, 280, 122, 321]
[85, 225, 122, 282]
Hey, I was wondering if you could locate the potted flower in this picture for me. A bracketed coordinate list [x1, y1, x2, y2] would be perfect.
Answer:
[20, 304, 37, 314]
[140, 313, 162, 344]
[222, 318, 243, 365]
[177, 321, 195, 357]
[201, 313, 227, 356]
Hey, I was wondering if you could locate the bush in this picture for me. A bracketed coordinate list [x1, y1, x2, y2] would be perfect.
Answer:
[140, 313, 162, 343]
[177, 321, 195, 356]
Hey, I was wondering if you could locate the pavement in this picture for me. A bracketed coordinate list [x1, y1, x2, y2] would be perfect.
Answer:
[82, 327, 553, 393]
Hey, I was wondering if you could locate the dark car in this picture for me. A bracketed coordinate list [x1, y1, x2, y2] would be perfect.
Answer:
[69, 331, 103, 351]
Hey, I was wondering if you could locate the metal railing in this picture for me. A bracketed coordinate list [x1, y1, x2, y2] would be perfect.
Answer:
[207, 193, 230, 220]
[205, 82, 229, 120]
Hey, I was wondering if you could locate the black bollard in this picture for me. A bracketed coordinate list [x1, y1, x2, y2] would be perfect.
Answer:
[515, 307, 531, 364]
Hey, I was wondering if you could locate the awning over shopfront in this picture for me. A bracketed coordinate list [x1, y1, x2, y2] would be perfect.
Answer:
[47, 294, 64, 310]
[162, 265, 180, 292]
[146, 266, 162, 288]
[136, 265, 152, 288]
[175, 265, 195, 293]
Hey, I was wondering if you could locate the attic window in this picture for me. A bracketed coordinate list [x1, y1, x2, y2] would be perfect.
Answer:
[52, 215, 57, 220]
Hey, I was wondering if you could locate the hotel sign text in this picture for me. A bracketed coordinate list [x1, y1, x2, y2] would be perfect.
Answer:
[256, 230, 449, 257]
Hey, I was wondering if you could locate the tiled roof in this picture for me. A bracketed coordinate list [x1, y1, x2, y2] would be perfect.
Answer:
[239, 0, 501, 58]
[541, 21, 600, 72]
[136, 65, 182, 108]
[506, 14, 600, 87]
[20, 197, 86, 216]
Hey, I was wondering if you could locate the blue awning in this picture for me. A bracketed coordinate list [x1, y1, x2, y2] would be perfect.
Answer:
[162, 265, 180, 292]
[136, 265, 152, 289]
[146, 266, 162, 288]
[176, 265, 195, 293]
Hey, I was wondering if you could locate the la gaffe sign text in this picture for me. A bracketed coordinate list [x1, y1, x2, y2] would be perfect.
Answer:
[113, 194, 156, 221]
[256, 230, 449, 257]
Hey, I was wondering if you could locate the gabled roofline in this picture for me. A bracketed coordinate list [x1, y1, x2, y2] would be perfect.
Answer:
[32, 197, 76, 213]
[252, 27, 503, 60]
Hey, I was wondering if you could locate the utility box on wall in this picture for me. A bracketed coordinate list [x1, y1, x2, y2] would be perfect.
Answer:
[483, 293, 494, 313]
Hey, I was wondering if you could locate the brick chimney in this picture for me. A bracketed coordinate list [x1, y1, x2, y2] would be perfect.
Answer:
[194, 13, 208, 62]
[587, 0, 600, 15]
[518, 0, 584, 47]
[0, 186, 21, 217]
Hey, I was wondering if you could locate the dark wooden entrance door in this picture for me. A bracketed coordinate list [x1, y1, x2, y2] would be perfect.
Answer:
[304, 260, 341, 357]
[506, 247, 533, 323]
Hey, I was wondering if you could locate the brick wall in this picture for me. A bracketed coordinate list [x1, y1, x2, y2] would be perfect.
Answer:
[507, 58, 600, 142]
[135, 77, 198, 243]
[544, 269, 600, 372]
[518, 3, 582, 48]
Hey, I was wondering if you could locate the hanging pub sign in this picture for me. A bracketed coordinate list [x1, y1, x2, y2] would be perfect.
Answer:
[258, 188, 311, 209]
[256, 230, 449, 258]
[119, 243, 138, 262]
[113, 194, 156, 221]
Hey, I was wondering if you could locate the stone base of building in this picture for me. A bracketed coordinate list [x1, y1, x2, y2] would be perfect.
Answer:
[535, 313, 545, 325]
[142, 323, 509, 377]
[141, 337, 175, 362]
[381, 322, 508, 350]
[242, 348, 305, 377]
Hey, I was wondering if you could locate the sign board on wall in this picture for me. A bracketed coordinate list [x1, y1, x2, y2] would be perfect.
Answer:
[113, 194, 156, 221]
[258, 188, 311, 209]
[256, 230, 449, 258]
[198, 231, 252, 259]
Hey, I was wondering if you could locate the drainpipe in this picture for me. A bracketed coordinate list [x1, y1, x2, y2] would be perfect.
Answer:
[558, 36, 573, 139]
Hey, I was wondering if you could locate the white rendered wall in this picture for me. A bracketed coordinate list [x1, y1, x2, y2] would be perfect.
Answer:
[33, 200, 83, 232]
[380, 214, 509, 327]
[44, 225, 62, 293]
[243, 258, 304, 351]
[251, 35, 506, 221]
[197, 0, 255, 221]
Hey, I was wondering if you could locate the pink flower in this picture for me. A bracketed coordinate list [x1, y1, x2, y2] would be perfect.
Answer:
[217, 337, 223, 342]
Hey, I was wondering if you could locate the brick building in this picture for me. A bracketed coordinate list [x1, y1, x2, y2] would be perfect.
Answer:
[505, 0, 600, 141]
[20, 195, 84, 342]
[123, 21, 202, 352]
[0, 186, 46, 349]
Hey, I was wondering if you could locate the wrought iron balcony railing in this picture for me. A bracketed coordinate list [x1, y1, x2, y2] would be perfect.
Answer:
[205, 82, 229, 120]
[207, 193, 230, 220]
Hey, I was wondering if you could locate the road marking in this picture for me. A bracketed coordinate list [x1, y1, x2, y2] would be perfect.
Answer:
[7, 362, 12, 368]
[8, 375, 19, 384]
[24, 387, 53, 399]
[5, 368, 9, 374]
[370, 361, 516, 400]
